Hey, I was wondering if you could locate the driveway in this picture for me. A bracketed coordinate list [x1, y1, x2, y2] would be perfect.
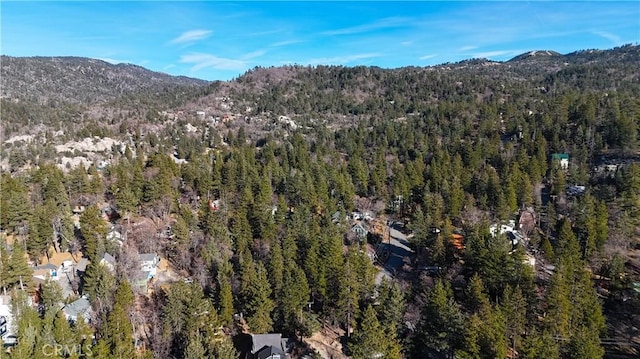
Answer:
[375, 223, 414, 285]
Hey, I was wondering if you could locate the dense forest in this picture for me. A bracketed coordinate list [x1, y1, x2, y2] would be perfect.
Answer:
[0, 45, 639, 358]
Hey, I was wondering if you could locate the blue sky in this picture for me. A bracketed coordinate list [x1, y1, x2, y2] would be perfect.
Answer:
[2, 1, 639, 81]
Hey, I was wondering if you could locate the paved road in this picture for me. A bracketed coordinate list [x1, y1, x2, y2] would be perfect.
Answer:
[375, 224, 414, 285]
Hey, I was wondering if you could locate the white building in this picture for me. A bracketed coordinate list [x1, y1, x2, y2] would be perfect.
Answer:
[0, 295, 17, 345]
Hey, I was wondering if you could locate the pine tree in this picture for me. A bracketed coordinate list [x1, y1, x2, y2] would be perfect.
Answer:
[8, 242, 33, 290]
[502, 285, 527, 356]
[82, 262, 115, 304]
[375, 279, 405, 329]
[73, 317, 94, 358]
[540, 236, 555, 263]
[91, 338, 111, 359]
[0, 245, 9, 293]
[573, 193, 597, 258]
[52, 310, 74, 350]
[183, 332, 207, 359]
[244, 262, 274, 333]
[555, 219, 581, 267]
[545, 265, 572, 339]
[104, 281, 135, 359]
[567, 327, 605, 359]
[413, 280, 463, 357]
[520, 329, 560, 359]
[466, 273, 490, 313]
[595, 201, 609, 251]
[0, 175, 31, 234]
[10, 292, 40, 359]
[28, 205, 54, 261]
[268, 238, 284, 296]
[281, 264, 310, 333]
[349, 305, 386, 359]
[217, 274, 234, 326]
[213, 337, 239, 359]
[39, 279, 63, 315]
[79, 205, 108, 262]
[460, 275, 508, 358]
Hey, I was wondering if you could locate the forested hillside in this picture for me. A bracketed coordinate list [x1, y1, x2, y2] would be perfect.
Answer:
[1, 44, 639, 358]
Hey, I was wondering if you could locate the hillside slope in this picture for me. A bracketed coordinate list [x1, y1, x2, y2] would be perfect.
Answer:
[0, 56, 209, 105]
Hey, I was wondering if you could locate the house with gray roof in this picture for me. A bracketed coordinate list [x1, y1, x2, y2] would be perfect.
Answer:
[62, 297, 93, 323]
[250, 333, 289, 359]
[99, 253, 116, 273]
[75, 258, 90, 273]
[132, 253, 160, 293]
[351, 223, 369, 238]
[139, 253, 159, 278]
[33, 263, 59, 281]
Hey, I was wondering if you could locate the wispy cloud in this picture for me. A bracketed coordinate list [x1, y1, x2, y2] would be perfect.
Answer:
[241, 50, 266, 60]
[322, 17, 410, 36]
[248, 28, 284, 37]
[163, 64, 175, 71]
[472, 50, 524, 59]
[458, 45, 478, 51]
[270, 40, 303, 47]
[98, 57, 133, 65]
[170, 30, 212, 45]
[419, 54, 438, 60]
[179, 53, 247, 72]
[400, 40, 413, 46]
[306, 53, 381, 65]
[592, 30, 622, 45]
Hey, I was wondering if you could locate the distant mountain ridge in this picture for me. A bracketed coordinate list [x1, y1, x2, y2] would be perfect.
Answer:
[1, 45, 637, 131]
[508, 50, 562, 62]
[0, 56, 208, 105]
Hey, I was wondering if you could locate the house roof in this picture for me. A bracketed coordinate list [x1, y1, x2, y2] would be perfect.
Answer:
[101, 253, 116, 267]
[75, 258, 90, 272]
[351, 223, 369, 233]
[34, 263, 58, 271]
[551, 153, 569, 160]
[251, 334, 283, 354]
[139, 253, 158, 262]
[38, 252, 78, 267]
[256, 345, 285, 359]
[63, 297, 92, 318]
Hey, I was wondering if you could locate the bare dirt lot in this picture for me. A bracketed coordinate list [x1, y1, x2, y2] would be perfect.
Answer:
[304, 324, 348, 359]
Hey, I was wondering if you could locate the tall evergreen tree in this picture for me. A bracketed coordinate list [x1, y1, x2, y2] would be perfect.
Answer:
[349, 304, 394, 359]
[281, 264, 310, 333]
[7, 242, 33, 291]
[0, 175, 31, 234]
[103, 281, 135, 359]
[79, 204, 108, 261]
[413, 280, 464, 357]
[217, 274, 234, 326]
[244, 262, 274, 333]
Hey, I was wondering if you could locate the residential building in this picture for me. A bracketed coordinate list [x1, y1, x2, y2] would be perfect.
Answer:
[139, 253, 159, 277]
[99, 253, 116, 273]
[33, 263, 59, 281]
[75, 258, 90, 274]
[62, 296, 93, 323]
[551, 153, 570, 170]
[133, 253, 160, 293]
[0, 295, 16, 346]
[106, 225, 124, 246]
[250, 333, 289, 359]
[351, 223, 369, 238]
